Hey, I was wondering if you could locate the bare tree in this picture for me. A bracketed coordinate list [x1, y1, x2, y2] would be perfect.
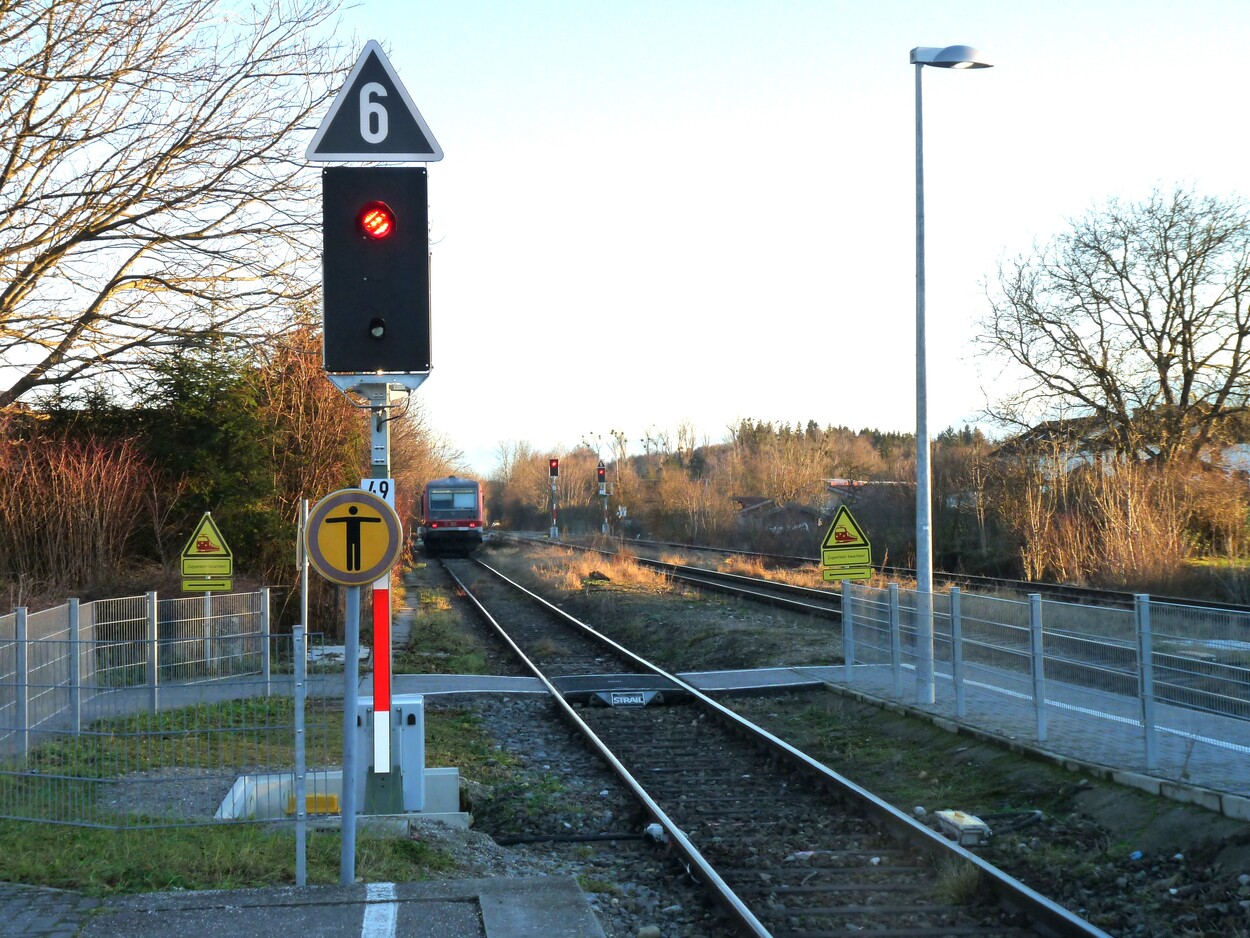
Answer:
[0, 0, 345, 407]
[979, 187, 1250, 461]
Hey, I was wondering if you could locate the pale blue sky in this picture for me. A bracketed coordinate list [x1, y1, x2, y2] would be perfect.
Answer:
[327, 1, 1250, 475]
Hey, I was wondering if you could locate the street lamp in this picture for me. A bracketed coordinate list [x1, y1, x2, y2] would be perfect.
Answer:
[911, 44, 991, 705]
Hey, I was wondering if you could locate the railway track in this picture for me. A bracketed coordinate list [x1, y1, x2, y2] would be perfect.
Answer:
[509, 535, 1250, 723]
[442, 555, 1109, 938]
[588, 535, 1250, 614]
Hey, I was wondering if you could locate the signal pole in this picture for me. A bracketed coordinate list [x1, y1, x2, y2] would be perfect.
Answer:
[307, 38, 443, 885]
[598, 462, 609, 534]
[549, 458, 559, 539]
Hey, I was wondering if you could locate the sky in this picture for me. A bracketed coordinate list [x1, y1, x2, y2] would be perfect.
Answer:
[326, 0, 1250, 477]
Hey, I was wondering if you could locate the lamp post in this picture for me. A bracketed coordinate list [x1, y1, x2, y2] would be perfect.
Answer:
[911, 44, 991, 704]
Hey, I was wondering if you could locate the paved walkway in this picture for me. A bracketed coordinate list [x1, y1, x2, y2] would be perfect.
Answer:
[0, 877, 603, 938]
[0, 884, 99, 938]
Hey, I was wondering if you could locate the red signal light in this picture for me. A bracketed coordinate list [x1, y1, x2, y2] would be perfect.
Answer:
[549, 458, 559, 478]
[358, 201, 396, 239]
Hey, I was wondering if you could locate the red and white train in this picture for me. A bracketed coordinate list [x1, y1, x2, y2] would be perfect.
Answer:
[418, 475, 485, 555]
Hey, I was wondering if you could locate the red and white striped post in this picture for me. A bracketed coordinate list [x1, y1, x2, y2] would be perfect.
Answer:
[362, 383, 397, 775]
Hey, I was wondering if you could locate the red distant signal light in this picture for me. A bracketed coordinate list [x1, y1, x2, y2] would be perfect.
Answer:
[358, 201, 396, 239]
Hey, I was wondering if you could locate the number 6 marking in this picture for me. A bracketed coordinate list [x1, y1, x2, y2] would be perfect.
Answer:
[360, 82, 389, 143]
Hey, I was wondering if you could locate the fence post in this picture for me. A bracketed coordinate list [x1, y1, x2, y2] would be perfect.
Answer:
[68, 598, 81, 735]
[1135, 594, 1158, 771]
[1028, 593, 1047, 742]
[841, 581, 855, 683]
[950, 587, 965, 719]
[204, 592, 215, 676]
[146, 591, 159, 713]
[261, 588, 272, 697]
[294, 623, 308, 887]
[889, 583, 903, 698]
[15, 608, 28, 759]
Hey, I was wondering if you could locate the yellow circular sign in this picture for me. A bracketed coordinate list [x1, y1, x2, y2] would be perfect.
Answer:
[305, 488, 403, 586]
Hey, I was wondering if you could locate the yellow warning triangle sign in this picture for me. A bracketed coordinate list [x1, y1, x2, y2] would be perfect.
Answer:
[822, 505, 869, 551]
[181, 513, 233, 560]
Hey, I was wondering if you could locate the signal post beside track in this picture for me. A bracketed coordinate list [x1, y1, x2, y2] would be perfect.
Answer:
[306, 39, 443, 884]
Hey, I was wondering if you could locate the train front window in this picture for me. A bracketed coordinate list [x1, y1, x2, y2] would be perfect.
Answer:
[428, 488, 478, 516]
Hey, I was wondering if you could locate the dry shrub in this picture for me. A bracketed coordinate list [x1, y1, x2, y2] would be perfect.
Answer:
[531, 547, 670, 593]
[528, 546, 581, 589]
[721, 555, 767, 578]
[722, 554, 836, 590]
[997, 455, 1229, 588]
[605, 554, 670, 591]
[0, 430, 153, 597]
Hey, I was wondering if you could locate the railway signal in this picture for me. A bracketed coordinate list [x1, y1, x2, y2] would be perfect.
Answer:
[549, 458, 559, 478]
[320, 166, 430, 374]
[597, 462, 608, 533]
[308, 40, 444, 890]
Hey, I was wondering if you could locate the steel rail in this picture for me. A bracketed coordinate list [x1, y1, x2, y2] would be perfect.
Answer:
[537, 533, 1250, 614]
[446, 556, 1112, 938]
[440, 558, 772, 937]
[566, 540, 844, 615]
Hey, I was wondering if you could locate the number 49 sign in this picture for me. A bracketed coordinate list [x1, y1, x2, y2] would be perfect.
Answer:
[306, 40, 443, 162]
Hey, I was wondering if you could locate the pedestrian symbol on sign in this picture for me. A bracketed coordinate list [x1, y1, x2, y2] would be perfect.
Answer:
[325, 505, 381, 572]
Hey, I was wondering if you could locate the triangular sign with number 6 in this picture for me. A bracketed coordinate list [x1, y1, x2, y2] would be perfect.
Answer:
[307, 40, 443, 162]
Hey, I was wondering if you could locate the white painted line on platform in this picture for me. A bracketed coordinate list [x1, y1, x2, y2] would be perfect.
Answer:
[362, 881, 398, 938]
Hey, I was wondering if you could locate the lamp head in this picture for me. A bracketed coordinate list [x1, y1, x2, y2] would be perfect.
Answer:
[910, 45, 992, 68]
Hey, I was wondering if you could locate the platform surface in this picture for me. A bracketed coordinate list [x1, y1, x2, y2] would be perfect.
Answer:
[1, 876, 605, 938]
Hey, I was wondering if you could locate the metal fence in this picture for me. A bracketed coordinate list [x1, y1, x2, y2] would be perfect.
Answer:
[6, 579, 1249, 829]
[0, 591, 341, 830]
[841, 583, 1250, 796]
[0, 590, 274, 754]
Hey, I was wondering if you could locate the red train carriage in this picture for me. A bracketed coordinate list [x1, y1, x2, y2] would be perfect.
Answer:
[419, 476, 485, 555]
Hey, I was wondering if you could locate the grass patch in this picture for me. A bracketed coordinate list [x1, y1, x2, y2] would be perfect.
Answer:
[727, 697, 1054, 814]
[0, 699, 344, 827]
[531, 637, 570, 658]
[425, 708, 518, 784]
[934, 856, 982, 904]
[576, 873, 619, 895]
[0, 704, 513, 894]
[394, 581, 489, 675]
[0, 823, 454, 895]
[528, 546, 671, 595]
[481, 772, 573, 830]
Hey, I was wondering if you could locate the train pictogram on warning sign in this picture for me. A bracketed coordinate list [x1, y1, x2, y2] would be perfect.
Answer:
[820, 506, 872, 581]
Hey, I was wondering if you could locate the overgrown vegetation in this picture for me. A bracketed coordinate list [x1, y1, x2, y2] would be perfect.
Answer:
[490, 420, 1250, 600]
[0, 322, 465, 633]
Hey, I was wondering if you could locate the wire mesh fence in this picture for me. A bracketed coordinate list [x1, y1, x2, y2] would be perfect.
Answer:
[841, 582, 1250, 796]
[0, 592, 343, 830]
[5, 578, 1249, 828]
